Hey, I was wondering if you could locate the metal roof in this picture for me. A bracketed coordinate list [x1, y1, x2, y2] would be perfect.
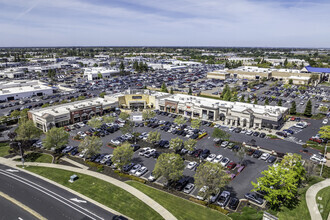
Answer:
[305, 65, 330, 73]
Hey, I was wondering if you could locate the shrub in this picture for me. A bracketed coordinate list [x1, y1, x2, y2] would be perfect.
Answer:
[267, 134, 278, 139]
[114, 170, 146, 183]
[188, 198, 229, 215]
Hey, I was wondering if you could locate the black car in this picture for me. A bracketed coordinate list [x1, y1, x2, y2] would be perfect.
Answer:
[252, 150, 262, 158]
[89, 154, 100, 162]
[259, 133, 266, 138]
[112, 215, 128, 220]
[152, 151, 162, 158]
[234, 127, 242, 133]
[244, 193, 264, 205]
[200, 149, 210, 159]
[70, 147, 79, 156]
[175, 177, 190, 191]
[267, 156, 276, 163]
[228, 197, 239, 210]
[131, 144, 140, 151]
[123, 163, 135, 172]
[253, 131, 260, 137]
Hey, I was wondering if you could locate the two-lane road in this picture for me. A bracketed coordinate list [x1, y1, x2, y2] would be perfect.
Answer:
[0, 164, 116, 220]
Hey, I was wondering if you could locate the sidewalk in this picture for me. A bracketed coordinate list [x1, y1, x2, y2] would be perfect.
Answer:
[0, 157, 177, 220]
[306, 178, 330, 220]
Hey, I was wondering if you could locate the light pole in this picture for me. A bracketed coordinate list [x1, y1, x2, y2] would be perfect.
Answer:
[319, 141, 328, 177]
[18, 142, 24, 168]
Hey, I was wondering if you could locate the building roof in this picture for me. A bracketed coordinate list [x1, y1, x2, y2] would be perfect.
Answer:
[305, 66, 330, 73]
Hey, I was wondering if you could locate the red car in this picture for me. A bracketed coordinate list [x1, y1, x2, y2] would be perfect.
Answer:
[227, 162, 237, 170]
[290, 117, 295, 121]
[194, 149, 203, 158]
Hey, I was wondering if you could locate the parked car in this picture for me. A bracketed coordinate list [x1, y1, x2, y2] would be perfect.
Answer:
[227, 162, 237, 169]
[187, 161, 197, 170]
[129, 164, 142, 175]
[135, 166, 148, 177]
[220, 157, 230, 166]
[260, 153, 270, 160]
[217, 191, 231, 207]
[148, 172, 157, 182]
[253, 150, 262, 158]
[228, 197, 239, 210]
[267, 156, 277, 163]
[183, 183, 195, 194]
[244, 193, 264, 205]
[206, 154, 216, 162]
[213, 155, 223, 163]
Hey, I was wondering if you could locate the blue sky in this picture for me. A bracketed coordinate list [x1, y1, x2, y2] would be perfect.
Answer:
[0, 0, 329, 47]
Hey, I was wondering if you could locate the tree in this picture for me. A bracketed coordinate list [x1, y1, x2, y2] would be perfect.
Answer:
[319, 106, 328, 114]
[43, 127, 69, 150]
[153, 153, 185, 183]
[278, 99, 282, 106]
[284, 58, 288, 67]
[318, 125, 330, 139]
[220, 85, 230, 100]
[290, 101, 297, 115]
[304, 99, 312, 117]
[186, 87, 192, 95]
[212, 127, 230, 140]
[102, 115, 115, 124]
[252, 154, 305, 209]
[78, 136, 102, 159]
[231, 92, 238, 102]
[142, 110, 156, 121]
[194, 162, 229, 203]
[99, 92, 106, 98]
[264, 97, 269, 105]
[147, 131, 161, 143]
[133, 61, 139, 72]
[160, 82, 168, 93]
[247, 96, 251, 103]
[184, 139, 197, 152]
[93, 63, 99, 67]
[235, 146, 246, 164]
[119, 112, 130, 121]
[240, 95, 245, 102]
[254, 98, 258, 104]
[16, 120, 41, 142]
[170, 87, 174, 94]
[119, 61, 125, 73]
[288, 79, 293, 85]
[174, 115, 187, 125]
[112, 142, 134, 170]
[87, 116, 102, 129]
[223, 90, 232, 101]
[169, 137, 183, 152]
[310, 74, 319, 84]
[97, 73, 103, 79]
[191, 118, 201, 129]
[10, 110, 21, 119]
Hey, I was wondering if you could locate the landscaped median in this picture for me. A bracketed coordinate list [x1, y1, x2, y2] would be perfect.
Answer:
[0, 142, 10, 157]
[126, 181, 230, 220]
[22, 166, 163, 220]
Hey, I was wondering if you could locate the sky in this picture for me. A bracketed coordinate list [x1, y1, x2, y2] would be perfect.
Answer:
[0, 0, 329, 47]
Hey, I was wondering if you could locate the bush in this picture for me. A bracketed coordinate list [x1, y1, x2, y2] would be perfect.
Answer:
[85, 161, 104, 172]
[189, 198, 229, 215]
[73, 135, 81, 140]
[267, 134, 278, 139]
[114, 170, 146, 183]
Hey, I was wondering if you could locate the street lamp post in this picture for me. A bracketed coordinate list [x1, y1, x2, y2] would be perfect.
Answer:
[320, 141, 328, 177]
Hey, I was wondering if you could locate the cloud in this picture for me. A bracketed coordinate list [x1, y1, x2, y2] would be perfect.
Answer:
[0, 0, 329, 47]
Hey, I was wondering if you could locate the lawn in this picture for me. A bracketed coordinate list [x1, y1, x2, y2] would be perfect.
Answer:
[24, 166, 163, 220]
[277, 176, 324, 220]
[0, 142, 10, 157]
[127, 181, 230, 220]
[229, 207, 263, 220]
[316, 186, 330, 220]
[15, 152, 53, 163]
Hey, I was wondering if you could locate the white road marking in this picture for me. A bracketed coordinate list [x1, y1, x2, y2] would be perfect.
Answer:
[70, 198, 87, 203]
[6, 169, 19, 173]
[0, 170, 103, 220]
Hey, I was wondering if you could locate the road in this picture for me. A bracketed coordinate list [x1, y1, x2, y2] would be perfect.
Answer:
[0, 164, 116, 220]
[0, 195, 39, 220]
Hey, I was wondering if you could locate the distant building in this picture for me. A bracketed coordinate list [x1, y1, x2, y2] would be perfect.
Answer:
[83, 67, 119, 80]
[207, 70, 230, 80]
[301, 66, 330, 82]
[0, 68, 25, 79]
[0, 80, 53, 102]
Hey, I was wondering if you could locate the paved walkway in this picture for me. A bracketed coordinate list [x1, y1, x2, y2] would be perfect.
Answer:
[306, 178, 330, 220]
[0, 157, 177, 220]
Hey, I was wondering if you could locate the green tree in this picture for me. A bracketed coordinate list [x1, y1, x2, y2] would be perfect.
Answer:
[147, 131, 161, 143]
[194, 162, 229, 203]
[191, 118, 201, 129]
[112, 142, 134, 170]
[184, 139, 197, 152]
[264, 97, 269, 105]
[319, 106, 328, 114]
[16, 120, 42, 142]
[119, 112, 130, 121]
[188, 87, 192, 95]
[310, 74, 319, 84]
[284, 58, 288, 67]
[77, 96, 85, 100]
[97, 73, 103, 79]
[235, 146, 246, 164]
[223, 90, 232, 101]
[10, 110, 21, 118]
[220, 85, 230, 99]
[169, 137, 183, 152]
[318, 125, 330, 139]
[288, 79, 293, 85]
[119, 61, 125, 73]
[142, 110, 156, 121]
[278, 99, 282, 106]
[133, 61, 139, 72]
[99, 92, 106, 98]
[102, 115, 115, 124]
[93, 63, 98, 67]
[240, 95, 245, 102]
[43, 127, 69, 150]
[247, 96, 251, 103]
[87, 116, 102, 129]
[290, 101, 297, 115]
[170, 87, 174, 94]
[212, 128, 230, 140]
[254, 98, 258, 104]
[153, 153, 185, 183]
[231, 92, 238, 102]
[78, 136, 102, 159]
[160, 82, 168, 93]
[174, 115, 187, 125]
[304, 99, 312, 117]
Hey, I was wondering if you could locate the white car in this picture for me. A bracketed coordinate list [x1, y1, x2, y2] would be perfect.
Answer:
[148, 172, 157, 182]
[221, 141, 229, 148]
[135, 166, 148, 177]
[183, 183, 195, 194]
[310, 154, 326, 163]
[100, 154, 113, 164]
[139, 147, 150, 156]
[206, 154, 216, 162]
[229, 127, 235, 132]
[77, 122, 86, 127]
[213, 155, 223, 163]
[246, 130, 253, 135]
[79, 149, 87, 158]
[322, 119, 328, 124]
[220, 157, 230, 166]
[196, 186, 208, 200]
[129, 164, 142, 175]
[260, 153, 270, 160]
[187, 161, 197, 170]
